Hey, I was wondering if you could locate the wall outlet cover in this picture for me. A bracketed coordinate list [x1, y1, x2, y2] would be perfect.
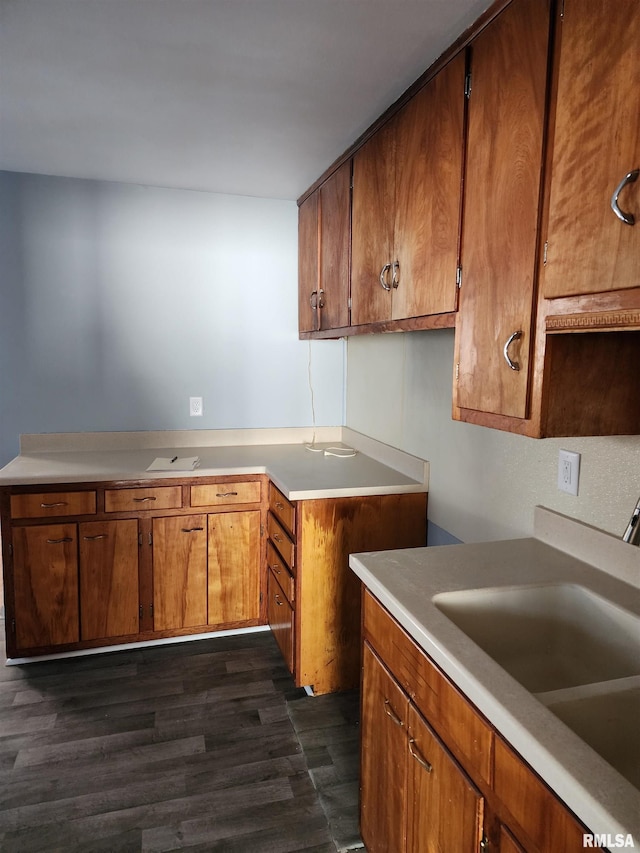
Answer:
[557, 449, 580, 496]
[189, 397, 203, 417]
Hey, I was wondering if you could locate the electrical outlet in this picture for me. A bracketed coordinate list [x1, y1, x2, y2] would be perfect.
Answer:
[557, 449, 580, 496]
[189, 397, 203, 417]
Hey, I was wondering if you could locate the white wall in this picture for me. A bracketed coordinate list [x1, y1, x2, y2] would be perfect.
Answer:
[346, 329, 640, 543]
[0, 171, 345, 465]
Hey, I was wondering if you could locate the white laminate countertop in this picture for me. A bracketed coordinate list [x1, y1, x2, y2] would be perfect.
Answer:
[350, 507, 640, 845]
[0, 427, 429, 500]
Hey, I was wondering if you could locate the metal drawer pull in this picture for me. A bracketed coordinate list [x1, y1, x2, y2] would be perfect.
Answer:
[271, 563, 281, 574]
[272, 533, 283, 542]
[409, 738, 433, 772]
[46, 537, 73, 544]
[133, 496, 157, 502]
[383, 698, 403, 727]
[215, 491, 238, 498]
[275, 501, 285, 511]
[82, 534, 108, 541]
[275, 593, 284, 606]
[503, 330, 523, 371]
[40, 501, 68, 508]
[379, 262, 392, 291]
[391, 260, 400, 289]
[611, 169, 639, 225]
[181, 527, 204, 533]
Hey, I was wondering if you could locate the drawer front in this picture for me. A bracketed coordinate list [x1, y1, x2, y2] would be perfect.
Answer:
[267, 541, 294, 604]
[363, 589, 493, 785]
[268, 569, 294, 674]
[268, 483, 295, 537]
[191, 481, 261, 507]
[104, 486, 182, 513]
[267, 512, 295, 570]
[11, 491, 97, 519]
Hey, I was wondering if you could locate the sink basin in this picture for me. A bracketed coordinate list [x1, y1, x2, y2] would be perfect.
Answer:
[433, 583, 640, 693]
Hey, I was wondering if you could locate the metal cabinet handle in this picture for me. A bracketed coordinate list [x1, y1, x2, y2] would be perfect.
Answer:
[271, 563, 281, 574]
[133, 496, 157, 503]
[216, 492, 238, 498]
[181, 527, 204, 533]
[503, 330, 523, 371]
[275, 501, 285, 511]
[46, 537, 73, 544]
[383, 698, 403, 727]
[480, 838, 490, 851]
[272, 533, 282, 542]
[408, 738, 433, 773]
[379, 262, 392, 291]
[611, 169, 639, 225]
[391, 260, 400, 289]
[40, 501, 68, 508]
[82, 534, 108, 541]
[275, 593, 284, 607]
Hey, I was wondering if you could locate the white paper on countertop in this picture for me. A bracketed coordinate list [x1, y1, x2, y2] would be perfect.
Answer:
[146, 456, 200, 471]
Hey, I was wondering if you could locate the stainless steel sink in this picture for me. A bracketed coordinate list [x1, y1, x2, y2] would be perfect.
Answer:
[432, 582, 640, 693]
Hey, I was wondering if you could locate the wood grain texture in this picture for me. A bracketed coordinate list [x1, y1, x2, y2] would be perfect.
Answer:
[79, 519, 139, 641]
[207, 510, 261, 625]
[105, 486, 182, 513]
[318, 159, 351, 331]
[392, 51, 466, 320]
[152, 515, 207, 630]
[190, 480, 261, 507]
[10, 490, 96, 519]
[542, 0, 640, 298]
[12, 524, 80, 648]
[456, 0, 550, 418]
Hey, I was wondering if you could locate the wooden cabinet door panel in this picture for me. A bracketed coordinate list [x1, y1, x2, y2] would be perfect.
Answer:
[543, 0, 640, 298]
[393, 52, 466, 320]
[456, 0, 550, 418]
[208, 510, 260, 625]
[351, 121, 396, 325]
[13, 524, 79, 648]
[79, 520, 139, 641]
[360, 643, 408, 853]
[406, 704, 484, 853]
[152, 515, 207, 630]
[298, 190, 319, 333]
[319, 160, 351, 330]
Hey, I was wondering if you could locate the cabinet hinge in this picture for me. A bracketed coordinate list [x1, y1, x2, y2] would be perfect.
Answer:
[148, 532, 153, 546]
[7, 543, 12, 556]
[138, 532, 142, 547]
[11, 619, 16, 635]
[560, 0, 565, 18]
[464, 71, 472, 99]
[543, 241, 548, 266]
[456, 266, 462, 289]
[260, 524, 264, 538]
[455, 362, 460, 382]
[348, 297, 352, 310]
[139, 604, 144, 620]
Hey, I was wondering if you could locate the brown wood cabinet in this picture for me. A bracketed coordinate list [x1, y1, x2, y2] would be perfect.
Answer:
[350, 52, 465, 329]
[298, 160, 351, 335]
[361, 590, 601, 852]
[152, 514, 208, 631]
[267, 482, 427, 695]
[208, 509, 261, 625]
[454, 0, 551, 420]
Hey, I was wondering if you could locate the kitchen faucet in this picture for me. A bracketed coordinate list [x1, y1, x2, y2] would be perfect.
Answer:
[622, 496, 640, 546]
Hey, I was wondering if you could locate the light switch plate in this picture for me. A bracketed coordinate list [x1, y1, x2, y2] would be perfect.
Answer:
[558, 449, 580, 496]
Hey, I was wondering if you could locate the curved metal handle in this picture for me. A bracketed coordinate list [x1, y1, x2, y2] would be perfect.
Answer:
[391, 260, 400, 289]
[216, 492, 238, 498]
[272, 533, 282, 542]
[408, 738, 433, 773]
[383, 698, 403, 727]
[271, 563, 282, 574]
[503, 330, 523, 371]
[181, 527, 204, 533]
[611, 169, 639, 225]
[40, 501, 68, 508]
[274, 593, 284, 607]
[275, 501, 285, 511]
[46, 537, 73, 544]
[82, 534, 108, 541]
[379, 262, 392, 291]
[133, 496, 157, 503]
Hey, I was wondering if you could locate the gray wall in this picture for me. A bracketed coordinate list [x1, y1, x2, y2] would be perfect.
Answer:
[0, 171, 345, 465]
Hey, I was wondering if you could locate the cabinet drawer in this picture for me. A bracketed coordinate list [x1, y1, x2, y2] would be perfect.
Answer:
[267, 512, 295, 570]
[268, 569, 294, 674]
[267, 541, 294, 605]
[104, 486, 182, 513]
[268, 483, 295, 537]
[11, 491, 97, 519]
[191, 481, 261, 507]
[363, 589, 493, 785]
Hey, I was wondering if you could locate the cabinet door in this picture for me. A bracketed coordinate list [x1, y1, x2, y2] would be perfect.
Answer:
[318, 160, 351, 330]
[152, 515, 207, 630]
[406, 704, 484, 853]
[268, 568, 294, 673]
[79, 520, 139, 641]
[543, 0, 639, 298]
[456, 0, 551, 418]
[12, 524, 79, 648]
[298, 190, 319, 333]
[351, 121, 396, 325]
[208, 510, 261, 625]
[360, 643, 408, 853]
[392, 51, 466, 320]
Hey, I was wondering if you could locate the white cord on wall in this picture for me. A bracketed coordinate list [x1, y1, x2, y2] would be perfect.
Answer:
[305, 340, 356, 459]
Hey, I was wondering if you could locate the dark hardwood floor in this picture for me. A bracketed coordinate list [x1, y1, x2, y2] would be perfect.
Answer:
[0, 627, 363, 852]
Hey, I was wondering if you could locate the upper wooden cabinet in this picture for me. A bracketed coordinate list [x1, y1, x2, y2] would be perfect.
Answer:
[298, 160, 351, 335]
[454, 0, 551, 420]
[542, 0, 640, 299]
[351, 52, 466, 327]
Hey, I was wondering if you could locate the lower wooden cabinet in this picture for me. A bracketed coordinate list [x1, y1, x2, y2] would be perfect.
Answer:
[152, 514, 208, 631]
[208, 510, 261, 626]
[267, 568, 294, 673]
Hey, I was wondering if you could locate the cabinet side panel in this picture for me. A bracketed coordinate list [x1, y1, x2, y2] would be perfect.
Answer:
[319, 160, 352, 330]
[298, 192, 319, 333]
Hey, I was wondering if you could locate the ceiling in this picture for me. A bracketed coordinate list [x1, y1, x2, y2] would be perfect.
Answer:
[0, 0, 488, 201]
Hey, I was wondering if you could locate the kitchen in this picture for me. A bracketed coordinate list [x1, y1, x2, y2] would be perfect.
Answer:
[1, 0, 639, 850]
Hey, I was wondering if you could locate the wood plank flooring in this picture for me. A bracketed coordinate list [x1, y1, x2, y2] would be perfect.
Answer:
[0, 628, 362, 852]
